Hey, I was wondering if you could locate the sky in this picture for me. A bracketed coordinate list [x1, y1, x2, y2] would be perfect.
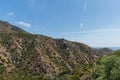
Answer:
[0, 0, 120, 47]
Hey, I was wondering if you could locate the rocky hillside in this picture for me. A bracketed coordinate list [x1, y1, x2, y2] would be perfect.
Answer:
[96, 48, 113, 54]
[0, 20, 100, 79]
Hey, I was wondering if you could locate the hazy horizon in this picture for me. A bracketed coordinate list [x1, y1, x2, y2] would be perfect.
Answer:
[0, 0, 120, 47]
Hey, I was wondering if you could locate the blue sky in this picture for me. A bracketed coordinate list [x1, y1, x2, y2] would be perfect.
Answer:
[0, 0, 120, 47]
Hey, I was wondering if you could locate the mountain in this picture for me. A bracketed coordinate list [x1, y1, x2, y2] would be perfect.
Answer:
[0, 20, 100, 79]
[95, 48, 113, 54]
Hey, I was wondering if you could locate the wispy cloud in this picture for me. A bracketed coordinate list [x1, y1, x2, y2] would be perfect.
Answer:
[59, 32, 84, 36]
[57, 28, 120, 36]
[84, 0, 88, 12]
[8, 12, 14, 17]
[80, 22, 84, 29]
[16, 21, 31, 28]
[85, 28, 120, 33]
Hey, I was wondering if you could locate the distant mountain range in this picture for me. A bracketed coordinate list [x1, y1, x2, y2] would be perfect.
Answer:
[94, 47, 120, 51]
[95, 48, 113, 54]
[0, 20, 115, 80]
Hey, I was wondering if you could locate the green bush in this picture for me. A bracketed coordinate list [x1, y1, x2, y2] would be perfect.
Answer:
[93, 50, 120, 80]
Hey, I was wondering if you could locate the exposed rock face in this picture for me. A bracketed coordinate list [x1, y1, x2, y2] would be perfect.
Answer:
[0, 20, 100, 79]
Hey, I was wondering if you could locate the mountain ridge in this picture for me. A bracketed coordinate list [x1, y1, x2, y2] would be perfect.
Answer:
[0, 20, 101, 79]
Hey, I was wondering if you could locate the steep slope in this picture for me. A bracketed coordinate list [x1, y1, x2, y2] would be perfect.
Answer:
[0, 20, 100, 79]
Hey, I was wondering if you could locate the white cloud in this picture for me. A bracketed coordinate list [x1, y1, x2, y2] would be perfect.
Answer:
[57, 27, 120, 36]
[8, 12, 14, 17]
[80, 23, 84, 29]
[84, 28, 120, 33]
[16, 21, 31, 28]
[84, 0, 88, 12]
